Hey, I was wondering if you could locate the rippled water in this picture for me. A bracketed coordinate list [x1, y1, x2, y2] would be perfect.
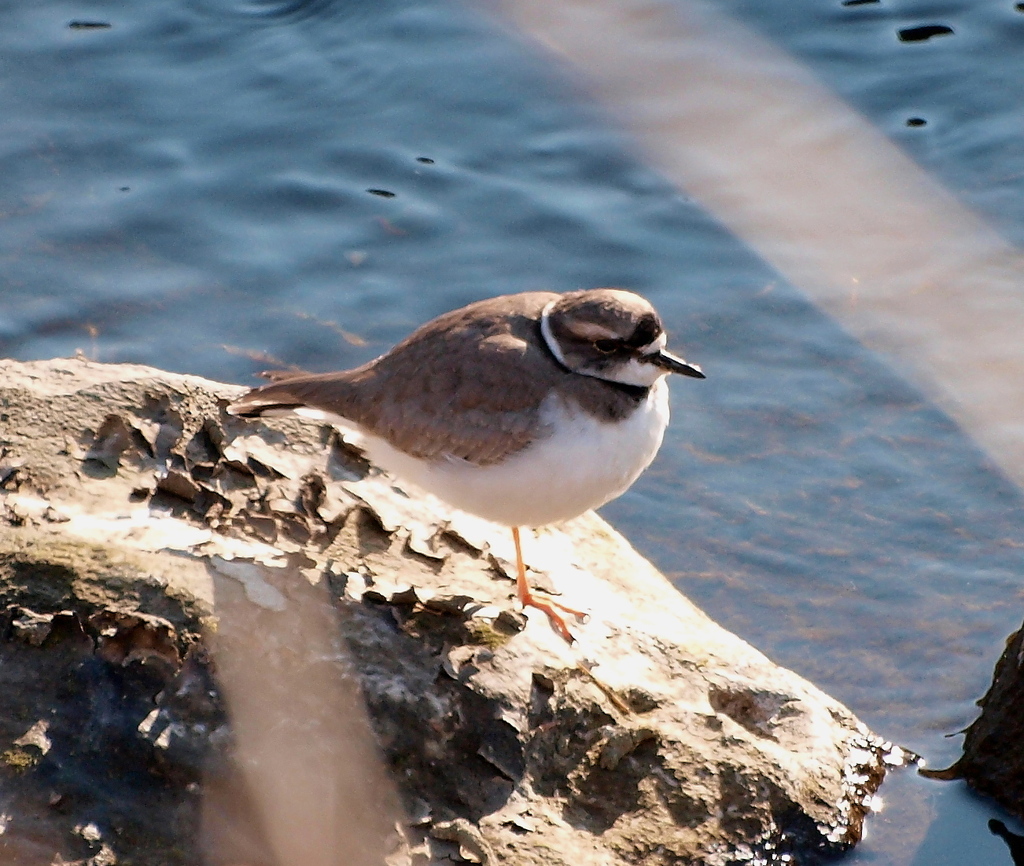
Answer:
[3, 0, 1024, 862]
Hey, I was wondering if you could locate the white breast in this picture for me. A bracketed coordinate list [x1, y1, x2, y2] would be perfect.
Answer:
[359, 378, 671, 527]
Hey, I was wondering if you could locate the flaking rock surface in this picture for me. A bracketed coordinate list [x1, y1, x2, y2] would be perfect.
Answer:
[0, 357, 904, 865]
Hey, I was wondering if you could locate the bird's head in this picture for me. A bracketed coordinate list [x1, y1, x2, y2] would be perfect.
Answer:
[540, 288, 705, 387]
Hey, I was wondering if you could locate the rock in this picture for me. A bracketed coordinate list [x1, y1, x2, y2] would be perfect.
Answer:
[989, 820, 1024, 866]
[932, 619, 1024, 818]
[0, 357, 904, 865]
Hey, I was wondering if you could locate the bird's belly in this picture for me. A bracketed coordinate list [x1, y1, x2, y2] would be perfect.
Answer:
[361, 380, 671, 527]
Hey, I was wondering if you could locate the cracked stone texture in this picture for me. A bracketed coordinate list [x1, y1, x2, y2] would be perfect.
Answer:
[0, 357, 905, 865]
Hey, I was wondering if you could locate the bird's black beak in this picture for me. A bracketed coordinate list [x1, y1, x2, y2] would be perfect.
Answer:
[644, 349, 706, 379]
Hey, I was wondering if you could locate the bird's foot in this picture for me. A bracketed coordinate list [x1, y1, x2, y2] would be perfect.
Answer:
[518, 589, 588, 644]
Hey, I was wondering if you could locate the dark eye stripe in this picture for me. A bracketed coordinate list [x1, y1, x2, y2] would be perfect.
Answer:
[628, 316, 661, 348]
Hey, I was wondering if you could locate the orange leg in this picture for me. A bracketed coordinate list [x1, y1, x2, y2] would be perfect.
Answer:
[511, 526, 587, 644]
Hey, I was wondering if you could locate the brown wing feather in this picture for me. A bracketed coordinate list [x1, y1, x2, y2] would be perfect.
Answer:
[228, 292, 568, 465]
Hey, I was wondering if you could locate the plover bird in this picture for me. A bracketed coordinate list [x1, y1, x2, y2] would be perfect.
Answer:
[227, 289, 704, 641]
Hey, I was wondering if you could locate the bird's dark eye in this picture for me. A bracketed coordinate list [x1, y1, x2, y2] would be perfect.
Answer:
[594, 339, 621, 354]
